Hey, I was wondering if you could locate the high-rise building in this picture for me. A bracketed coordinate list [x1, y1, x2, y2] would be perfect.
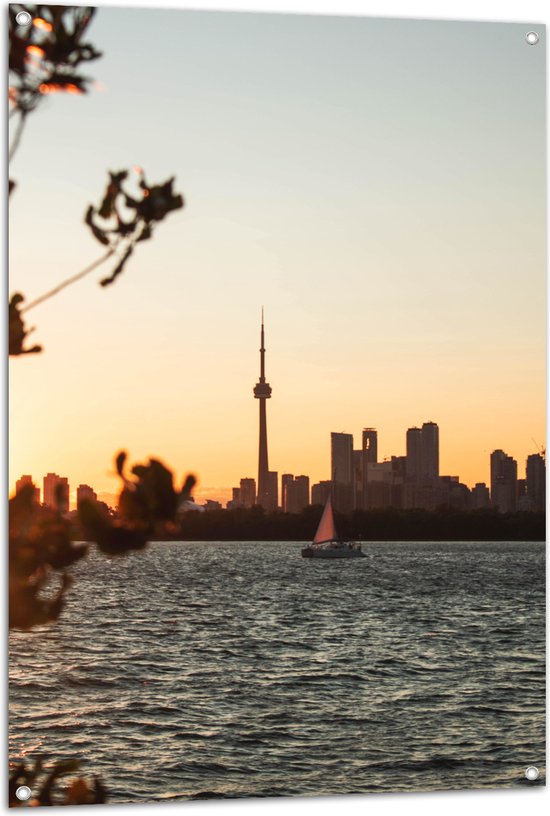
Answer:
[282, 475, 310, 513]
[391, 456, 407, 478]
[294, 476, 310, 512]
[253, 311, 276, 511]
[352, 428, 379, 510]
[490, 450, 517, 513]
[471, 482, 491, 510]
[43, 473, 69, 514]
[267, 471, 278, 512]
[365, 461, 395, 509]
[312, 480, 332, 506]
[362, 428, 378, 464]
[437, 476, 470, 511]
[281, 474, 294, 512]
[526, 453, 546, 512]
[240, 478, 256, 508]
[406, 427, 422, 481]
[352, 449, 364, 510]
[331, 432, 354, 513]
[421, 422, 439, 482]
[76, 484, 97, 509]
[15, 475, 40, 503]
[227, 487, 243, 510]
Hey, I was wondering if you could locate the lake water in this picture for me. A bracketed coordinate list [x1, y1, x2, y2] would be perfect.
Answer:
[9, 540, 546, 803]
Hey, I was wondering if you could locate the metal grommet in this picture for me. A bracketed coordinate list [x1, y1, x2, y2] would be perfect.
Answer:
[525, 766, 540, 781]
[526, 31, 540, 45]
[15, 11, 32, 26]
[16, 785, 32, 801]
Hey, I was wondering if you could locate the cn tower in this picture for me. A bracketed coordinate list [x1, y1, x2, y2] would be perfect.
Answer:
[253, 309, 272, 509]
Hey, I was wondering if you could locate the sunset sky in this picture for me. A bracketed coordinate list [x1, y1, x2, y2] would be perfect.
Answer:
[9, 7, 546, 506]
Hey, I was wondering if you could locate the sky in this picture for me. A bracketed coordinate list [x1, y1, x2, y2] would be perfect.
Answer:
[8, 6, 546, 506]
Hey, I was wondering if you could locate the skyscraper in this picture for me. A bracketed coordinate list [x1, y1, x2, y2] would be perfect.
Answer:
[282, 474, 310, 513]
[281, 474, 294, 513]
[267, 471, 278, 512]
[15, 475, 40, 503]
[253, 311, 273, 510]
[404, 423, 439, 508]
[526, 453, 546, 512]
[355, 427, 378, 510]
[294, 476, 310, 512]
[76, 484, 97, 509]
[331, 432, 354, 513]
[421, 421, 439, 482]
[490, 450, 517, 513]
[406, 427, 422, 481]
[472, 482, 491, 509]
[240, 478, 256, 508]
[353, 449, 365, 510]
[43, 472, 69, 514]
[312, 480, 332, 506]
[362, 428, 378, 464]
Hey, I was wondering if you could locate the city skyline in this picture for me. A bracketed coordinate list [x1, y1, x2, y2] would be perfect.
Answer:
[10, 310, 546, 507]
[14, 440, 545, 514]
[11, 308, 546, 512]
[12, 320, 546, 510]
[9, 9, 545, 505]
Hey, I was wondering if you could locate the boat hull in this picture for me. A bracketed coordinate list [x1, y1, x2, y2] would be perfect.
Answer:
[301, 545, 365, 559]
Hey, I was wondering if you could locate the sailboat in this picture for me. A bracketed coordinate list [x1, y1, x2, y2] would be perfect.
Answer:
[301, 495, 365, 559]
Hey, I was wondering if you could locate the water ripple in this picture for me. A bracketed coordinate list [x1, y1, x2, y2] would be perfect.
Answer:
[9, 540, 545, 801]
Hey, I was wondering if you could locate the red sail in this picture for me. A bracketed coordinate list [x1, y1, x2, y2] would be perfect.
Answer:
[313, 496, 337, 545]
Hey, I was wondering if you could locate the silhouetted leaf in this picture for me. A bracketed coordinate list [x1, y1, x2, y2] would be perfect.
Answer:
[136, 223, 152, 242]
[85, 169, 184, 287]
[115, 451, 127, 477]
[9, 293, 42, 356]
[181, 474, 197, 502]
[9, 5, 102, 118]
[99, 245, 133, 286]
[9, 756, 106, 808]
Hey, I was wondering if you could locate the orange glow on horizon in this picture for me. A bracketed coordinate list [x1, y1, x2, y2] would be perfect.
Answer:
[8, 10, 545, 511]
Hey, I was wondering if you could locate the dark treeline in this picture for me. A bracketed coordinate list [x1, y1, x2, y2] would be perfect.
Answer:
[81, 505, 545, 542]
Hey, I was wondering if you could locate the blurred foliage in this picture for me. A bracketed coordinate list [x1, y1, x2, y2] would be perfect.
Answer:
[9, 484, 86, 629]
[8, 4, 101, 188]
[9, 5, 101, 114]
[10, 453, 196, 629]
[8, 8, 191, 804]
[8, 6, 185, 351]
[85, 169, 184, 286]
[7, 166, 184, 356]
[9, 757, 107, 807]
[79, 452, 196, 555]
[9, 293, 42, 355]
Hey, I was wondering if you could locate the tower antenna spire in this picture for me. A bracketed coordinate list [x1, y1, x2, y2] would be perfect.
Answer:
[260, 306, 266, 381]
[254, 308, 272, 510]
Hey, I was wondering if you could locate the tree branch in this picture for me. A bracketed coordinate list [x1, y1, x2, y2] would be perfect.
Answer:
[9, 110, 27, 163]
[21, 249, 116, 314]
